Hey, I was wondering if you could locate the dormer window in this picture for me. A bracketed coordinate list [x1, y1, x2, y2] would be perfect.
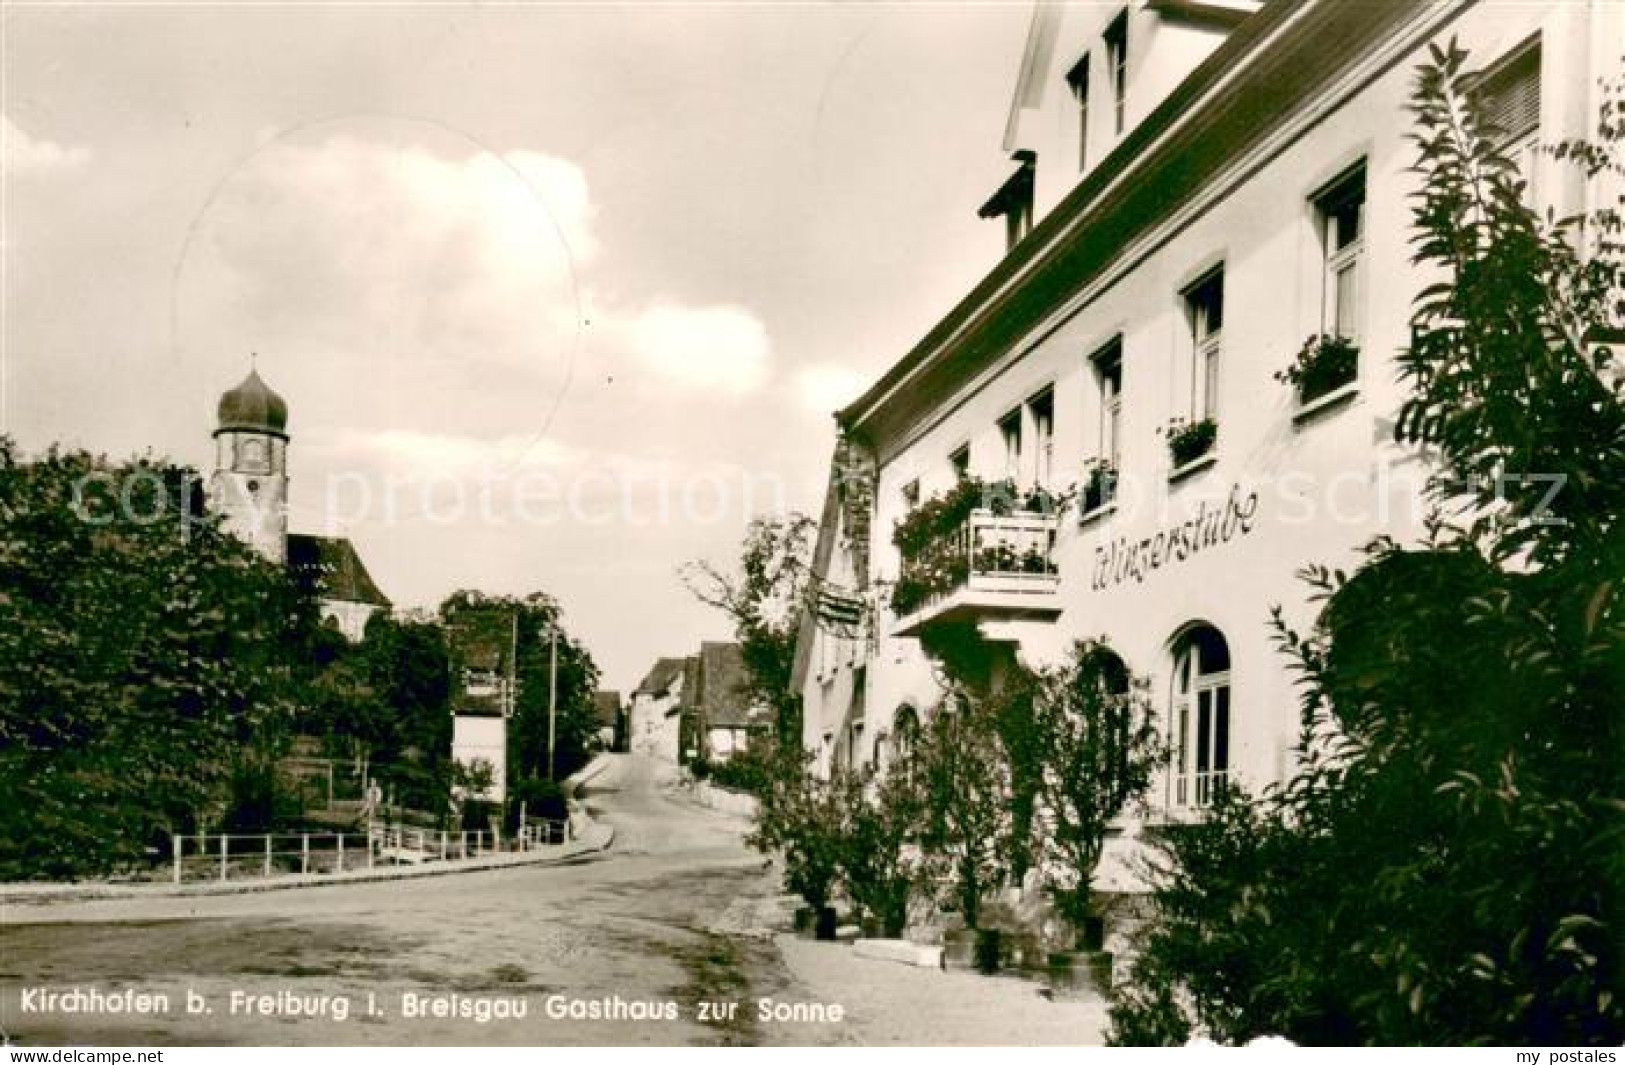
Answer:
[978, 150, 1037, 252]
[1104, 11, 1128, 135]
[1066, 55, 1091, 171]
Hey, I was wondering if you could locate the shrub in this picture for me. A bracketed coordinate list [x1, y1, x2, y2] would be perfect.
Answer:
[834, 765, 922, 938]
[511, 776, 569, 822]
[1107, 44, 1625, 1046]
[748, 753, 845, 913]
[916, 694, 1011, 930]
[1031, 641, 1163, 943]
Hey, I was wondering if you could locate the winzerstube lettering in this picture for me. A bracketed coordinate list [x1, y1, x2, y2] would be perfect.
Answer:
[1091, 483, 1259, 591]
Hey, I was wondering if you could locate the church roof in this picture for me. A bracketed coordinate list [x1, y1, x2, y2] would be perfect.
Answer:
[285, 534, 391, 608]
[216, 369, 289, 437]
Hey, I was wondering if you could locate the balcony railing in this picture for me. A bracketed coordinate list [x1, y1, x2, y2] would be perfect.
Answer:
[1173, 768, 1229, 809]
[891, 508, 1062, 635]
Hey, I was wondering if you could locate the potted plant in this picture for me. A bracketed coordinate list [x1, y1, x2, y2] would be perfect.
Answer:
[1029, 641, 1163, 996]
[1276, 333, 1359, 405]
[916, 694, 1012, 975]
[746, 758, 846, 940]
[1164, 417, 1217, 468]
[834, 764, 921, 940]
[1081, 460, 1117, 514]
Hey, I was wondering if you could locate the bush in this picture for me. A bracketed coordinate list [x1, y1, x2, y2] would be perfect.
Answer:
[834, 766, 921, 938]
[511, 776, 569, 822]
[1031, 641, 1163, 943]
[748, 752, 845, 912]
[916, 694, 1011, 930]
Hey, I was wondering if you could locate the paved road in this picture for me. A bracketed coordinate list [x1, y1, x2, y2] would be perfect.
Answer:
[0, 755, 1105, 1046]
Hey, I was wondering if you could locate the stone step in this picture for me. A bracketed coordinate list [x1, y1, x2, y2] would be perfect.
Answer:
[852, 937, 945, 969]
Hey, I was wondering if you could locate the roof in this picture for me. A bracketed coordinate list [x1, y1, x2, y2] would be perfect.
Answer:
[695, 641, 763, 730]
[216, 368, 288, 438]
[593, 690, 623, 726]
[286, 534, 391, 608]
[633, 657, 687, 697]
[838, 0, 1427, 454]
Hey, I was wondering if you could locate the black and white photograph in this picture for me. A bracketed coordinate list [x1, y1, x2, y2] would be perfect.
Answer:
[1, 0, 1622, 1050]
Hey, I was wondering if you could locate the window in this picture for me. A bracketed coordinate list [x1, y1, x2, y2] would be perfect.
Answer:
[1027, 387, 1055, 488]
[999, 408, 1023, 482]
[978, 151, 1037, 252]
[235, 436, 270, 474]
[1315, 165, 1366, 341]
[1183, 269, 1224, 420]
[901, 479, 920, 511]
[1170, 624, 1231, 808]
[893, 704, 921, 784]
[1091, 338, 1124, 465]
[949, 444, 971, 482]
[1104, 12, 1128, 135]
[1474, 41, 1541, 198]
[1066, 55, 1091, 171]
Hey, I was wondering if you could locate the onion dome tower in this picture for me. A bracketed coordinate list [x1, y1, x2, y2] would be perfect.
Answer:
[209, 366, 289, 564]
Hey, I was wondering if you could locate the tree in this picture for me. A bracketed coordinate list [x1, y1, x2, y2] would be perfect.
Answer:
[747, 750, 845, 927]
[834, 763, 922, 938]
[1107, 45, 1624, 1046]
[439, 590, 601, 788]
[1032, 641, 1163, 944]
[915, 694, 1011, 931]
[683, 513, 817, 745]
[357, 614, 454, 814]
[0, 444, 311, 878]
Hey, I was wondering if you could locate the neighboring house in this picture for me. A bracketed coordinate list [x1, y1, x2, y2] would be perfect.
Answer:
[795, 0, 1615, 910]
[593, 690, 626, 752]
[688, 642, 771, 765]
[446, 607, 519, 804]
[209, 368, 391, 642]
[629, 657, 687, 762]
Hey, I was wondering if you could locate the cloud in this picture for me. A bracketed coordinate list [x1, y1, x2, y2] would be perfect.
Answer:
[184, 132, 592, 372]
[622, 300, 772, 398]
[2, 115, 92, 176]
[178, 128, 778, 438]
[792, 362, 866, 414]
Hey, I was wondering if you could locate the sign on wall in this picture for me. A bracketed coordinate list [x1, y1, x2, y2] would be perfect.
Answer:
[1089, 483, 1260, 590]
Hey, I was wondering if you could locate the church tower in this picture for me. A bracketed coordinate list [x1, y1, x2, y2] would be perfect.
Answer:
[210, 367, 289, 564]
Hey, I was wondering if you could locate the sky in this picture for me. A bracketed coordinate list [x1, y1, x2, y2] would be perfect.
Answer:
[1, 1, 1030, 694]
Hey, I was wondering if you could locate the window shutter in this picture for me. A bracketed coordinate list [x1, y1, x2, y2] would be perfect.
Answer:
[1476, 45, 1540, 145]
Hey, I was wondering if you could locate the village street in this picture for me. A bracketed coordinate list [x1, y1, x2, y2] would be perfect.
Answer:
[0, 755, 1107, 1046]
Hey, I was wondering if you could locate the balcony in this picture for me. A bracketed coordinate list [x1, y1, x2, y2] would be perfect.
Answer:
[891, 508, 1062, 637]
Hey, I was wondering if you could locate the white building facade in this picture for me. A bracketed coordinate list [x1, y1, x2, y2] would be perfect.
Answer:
[795, 0, 1619, 869]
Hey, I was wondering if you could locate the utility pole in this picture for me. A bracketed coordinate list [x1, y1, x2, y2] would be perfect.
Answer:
[546, 625, 559, 780]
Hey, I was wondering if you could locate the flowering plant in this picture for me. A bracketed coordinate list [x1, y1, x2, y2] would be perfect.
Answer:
[1164, 417, 1218, 467]
[1276, 333, 1359, 404]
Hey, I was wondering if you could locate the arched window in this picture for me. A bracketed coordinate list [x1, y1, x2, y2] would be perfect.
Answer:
[1170, 624, 1231, 808]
